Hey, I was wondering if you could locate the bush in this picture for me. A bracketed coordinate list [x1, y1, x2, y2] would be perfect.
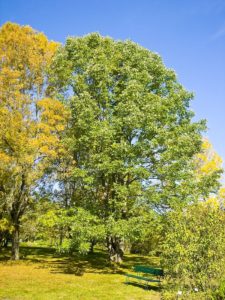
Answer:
[212, 279, 225, 300]
[161, 289, 212, 300]
[161, 199, 225, 294]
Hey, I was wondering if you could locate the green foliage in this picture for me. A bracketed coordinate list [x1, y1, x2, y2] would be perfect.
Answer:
[49, 33, 210, 261]
[69, 208, 106, 254]
[130, 213, 163, 255]
[51, 33, 207, 210]
[37, 205, 74, 247]
[212, 279, 225, 300]
[0, 215, 12, 247]
[161, 200, 225, 296]
[27, 202, 162, 256]
[0, 217, 11, 232]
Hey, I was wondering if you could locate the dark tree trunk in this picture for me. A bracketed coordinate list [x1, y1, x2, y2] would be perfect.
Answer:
[10, 174, 28, 260]
[107, 236, 124, 263]
[11, 223, 20, 260]
[88, 240, 96, 254]
[59, 230, 63, 246]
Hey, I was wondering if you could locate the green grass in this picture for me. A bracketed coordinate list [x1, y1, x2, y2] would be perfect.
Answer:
[0, 245, 161, 300]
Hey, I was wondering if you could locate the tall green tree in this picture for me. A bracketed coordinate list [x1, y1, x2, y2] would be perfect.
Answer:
[50, 33, 208, 262]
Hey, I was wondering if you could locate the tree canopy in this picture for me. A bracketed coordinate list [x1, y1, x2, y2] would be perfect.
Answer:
[48, 33, 215, 262]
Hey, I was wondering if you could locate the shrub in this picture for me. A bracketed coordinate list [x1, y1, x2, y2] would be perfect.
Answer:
[161, 199, 225, 295]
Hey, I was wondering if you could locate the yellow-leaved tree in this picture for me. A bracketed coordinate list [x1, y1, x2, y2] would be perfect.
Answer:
[194, 138, 223, 199]
[0, 23, 68, 259]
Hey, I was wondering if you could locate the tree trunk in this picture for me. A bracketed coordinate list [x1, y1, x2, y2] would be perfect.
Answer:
[11, 223, 20, 260]
[88, 240, 96, 254]
[107, 236, 124, 263]
[59, 230, 63, 246]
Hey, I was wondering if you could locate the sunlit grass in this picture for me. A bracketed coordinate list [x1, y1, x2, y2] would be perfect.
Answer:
[0, 246, 161, 300]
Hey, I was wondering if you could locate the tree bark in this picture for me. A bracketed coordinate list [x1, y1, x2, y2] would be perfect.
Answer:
[11, 223, 20, 260]
[107, 236, 124, 263]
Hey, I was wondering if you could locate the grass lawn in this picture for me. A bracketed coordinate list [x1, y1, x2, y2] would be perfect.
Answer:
[0, 245, 161, 300]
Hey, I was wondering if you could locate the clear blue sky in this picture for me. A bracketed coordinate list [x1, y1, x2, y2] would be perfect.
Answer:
[1, 0, 225, 166]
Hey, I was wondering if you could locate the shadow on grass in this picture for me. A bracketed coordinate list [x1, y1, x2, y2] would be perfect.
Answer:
[49, 250, 123, 276]
[42, 251, 161, 278]
[0, 245, 161, 280]
[124, 281, 161, 292]
[0, 245, 56, 264]
[21, 246, 56, 256]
